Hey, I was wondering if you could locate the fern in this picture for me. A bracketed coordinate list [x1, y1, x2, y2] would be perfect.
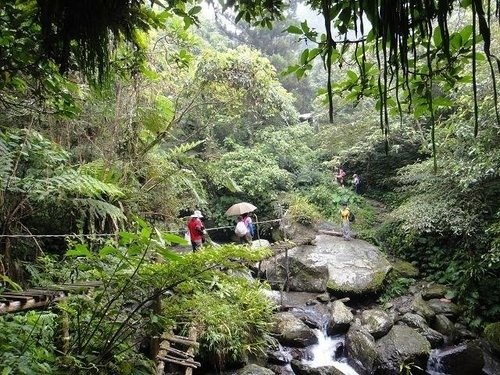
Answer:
[0, 135, 13, 189]
[167, 139, 205, 158]
[73, 198, 126, 231]
[43, 170, 125, 200]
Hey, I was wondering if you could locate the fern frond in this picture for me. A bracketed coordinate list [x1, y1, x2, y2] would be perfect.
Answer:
[42, 170, 125, 200]
[73, 198, 126, 231]
[166, 139, 205, 159]
[0, 135, 13, 188]
[177, 174, 206, 205]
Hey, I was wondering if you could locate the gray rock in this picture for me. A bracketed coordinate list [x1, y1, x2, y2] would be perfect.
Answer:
[251, 239, 270, 249]
[316, 292, 331, 303]
[290, 360, 344, 375]
[271, 312, 318, 347]
[375, 325, 431, 374]
[360, 309, 393, 339]
[398, 313, 444, 348]
[454, 322, 477, 341]
[399, 313, 429, 330]
[421, 283, 448, 300]
[428, 341, 484, 375]
[261, 235, 392, 295]
[426, 298, 460, 318]
[235, 364, 274, 375]
[327, 300, 354, 335]
[345, 324, 378, 374]
[411, 294, 436, 322]
[432, 314, 458, 345]
[390, 259, 419, 278]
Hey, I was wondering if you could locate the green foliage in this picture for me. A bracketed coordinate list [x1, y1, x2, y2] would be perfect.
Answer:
[0, 311, 58, 374]
[215, 145, 292, 207]
[0, 128, 126, 276]
[163, 272, 275, 369]
[378, 273, 416, 305]
[484, 322, 500, 353]
[285, 195, 322, 225]
[24, 221, 273, 373]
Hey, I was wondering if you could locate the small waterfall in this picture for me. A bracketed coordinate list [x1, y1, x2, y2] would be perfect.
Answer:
[302, 329, 359, 375]
[426, 349, 446, 375]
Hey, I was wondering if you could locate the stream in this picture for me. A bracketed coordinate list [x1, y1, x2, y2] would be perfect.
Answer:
[302, 330, 358, 374]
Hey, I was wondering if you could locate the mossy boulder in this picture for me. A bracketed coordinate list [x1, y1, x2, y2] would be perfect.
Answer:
[375, 325, 431, 374]
[484, 322, 500, 354]
[235, 364, 274, 375]
[345, 324, 378, 374]
[360, 309, 394, 339]
[261, 234, 391, 296]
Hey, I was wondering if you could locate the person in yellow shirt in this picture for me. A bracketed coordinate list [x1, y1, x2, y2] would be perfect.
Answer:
[340, 201, 351, 240]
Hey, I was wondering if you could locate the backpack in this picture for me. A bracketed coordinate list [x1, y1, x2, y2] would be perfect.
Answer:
[349, 211, 356, 223]
[235, 221, 248, 237]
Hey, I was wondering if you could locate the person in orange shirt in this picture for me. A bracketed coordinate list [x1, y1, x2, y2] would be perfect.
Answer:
[187, 210, 205, 252]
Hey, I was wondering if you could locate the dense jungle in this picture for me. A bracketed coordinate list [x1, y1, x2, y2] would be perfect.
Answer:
[0, 1, 499, 374]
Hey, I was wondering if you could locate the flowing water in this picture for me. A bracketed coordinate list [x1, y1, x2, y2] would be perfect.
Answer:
[302, 329, 360, 375]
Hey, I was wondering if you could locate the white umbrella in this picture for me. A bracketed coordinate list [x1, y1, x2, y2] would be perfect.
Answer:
[225, 202, 257, 216]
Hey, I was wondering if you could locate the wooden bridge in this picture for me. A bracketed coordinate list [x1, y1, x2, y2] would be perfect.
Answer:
[0, 281, 101, 315]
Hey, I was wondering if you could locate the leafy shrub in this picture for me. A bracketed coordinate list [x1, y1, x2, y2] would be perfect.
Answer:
[286, 195, 322, 225]
[0, 311, 58, 374]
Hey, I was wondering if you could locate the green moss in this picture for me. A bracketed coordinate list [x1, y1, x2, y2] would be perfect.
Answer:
[484, 322, 500, 353]
[327, 279, 352, 294]
[370, 270, 388, 291]
[327, 270, 388, 295]
[391, 260, 419, 278]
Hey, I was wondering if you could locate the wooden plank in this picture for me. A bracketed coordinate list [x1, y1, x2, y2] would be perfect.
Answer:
[0, 295, 65, 315]
[157, 355, 200, 368]
[184, 326, 199, 375]
[165, 346, 194, 359]
[0, 294, 33, 301]
[161, 333, 199, 347]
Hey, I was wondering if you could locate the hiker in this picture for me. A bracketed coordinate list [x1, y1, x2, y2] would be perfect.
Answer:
[242, 213, 255, 240]
[235, 215, 252, 244]
[336, 167, 346, 187]
[353, 173, 360, 194]
[187, 210, 205, 252]
[340, 201, 351, 241]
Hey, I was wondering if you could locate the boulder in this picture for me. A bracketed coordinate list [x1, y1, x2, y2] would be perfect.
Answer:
[327, 300, 354, 335]
[484, 322, 500, 354]
[398, 313, 444, 348]
[271, 312, 318, 347]
[290, 360, 344, 375]
[426, 298, 460, 318]
[375, 325, 431, 374]
[454, 323, 477, 341]
[235, 364, 274, 375]
[432, 314, 458, 345]
[251, 239, 271, 249]
[360, 309, 393, 339]
[345, 324, 378, 374]
[421, 283, 448, 300]
[316, 292, 331, 303]
[411, 294, 436, 322]
[428, 341, 484, 375]
[261, 235, 392, 295]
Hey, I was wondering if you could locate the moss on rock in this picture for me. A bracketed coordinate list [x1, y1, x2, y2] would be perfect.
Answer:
[484, 322, 500, 353]
[391, 259, 419, 278]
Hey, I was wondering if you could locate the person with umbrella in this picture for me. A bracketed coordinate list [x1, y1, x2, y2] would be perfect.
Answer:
[226, 202, 257, 245]
[187, 210, 205, 252]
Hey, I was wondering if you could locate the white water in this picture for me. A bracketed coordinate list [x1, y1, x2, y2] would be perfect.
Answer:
[302, 329, 360, 375]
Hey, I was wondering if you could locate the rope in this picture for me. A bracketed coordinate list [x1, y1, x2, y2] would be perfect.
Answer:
[0, 219, 283, 238]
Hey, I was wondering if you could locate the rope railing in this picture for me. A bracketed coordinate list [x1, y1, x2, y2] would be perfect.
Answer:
[0, 219, 283, 238]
